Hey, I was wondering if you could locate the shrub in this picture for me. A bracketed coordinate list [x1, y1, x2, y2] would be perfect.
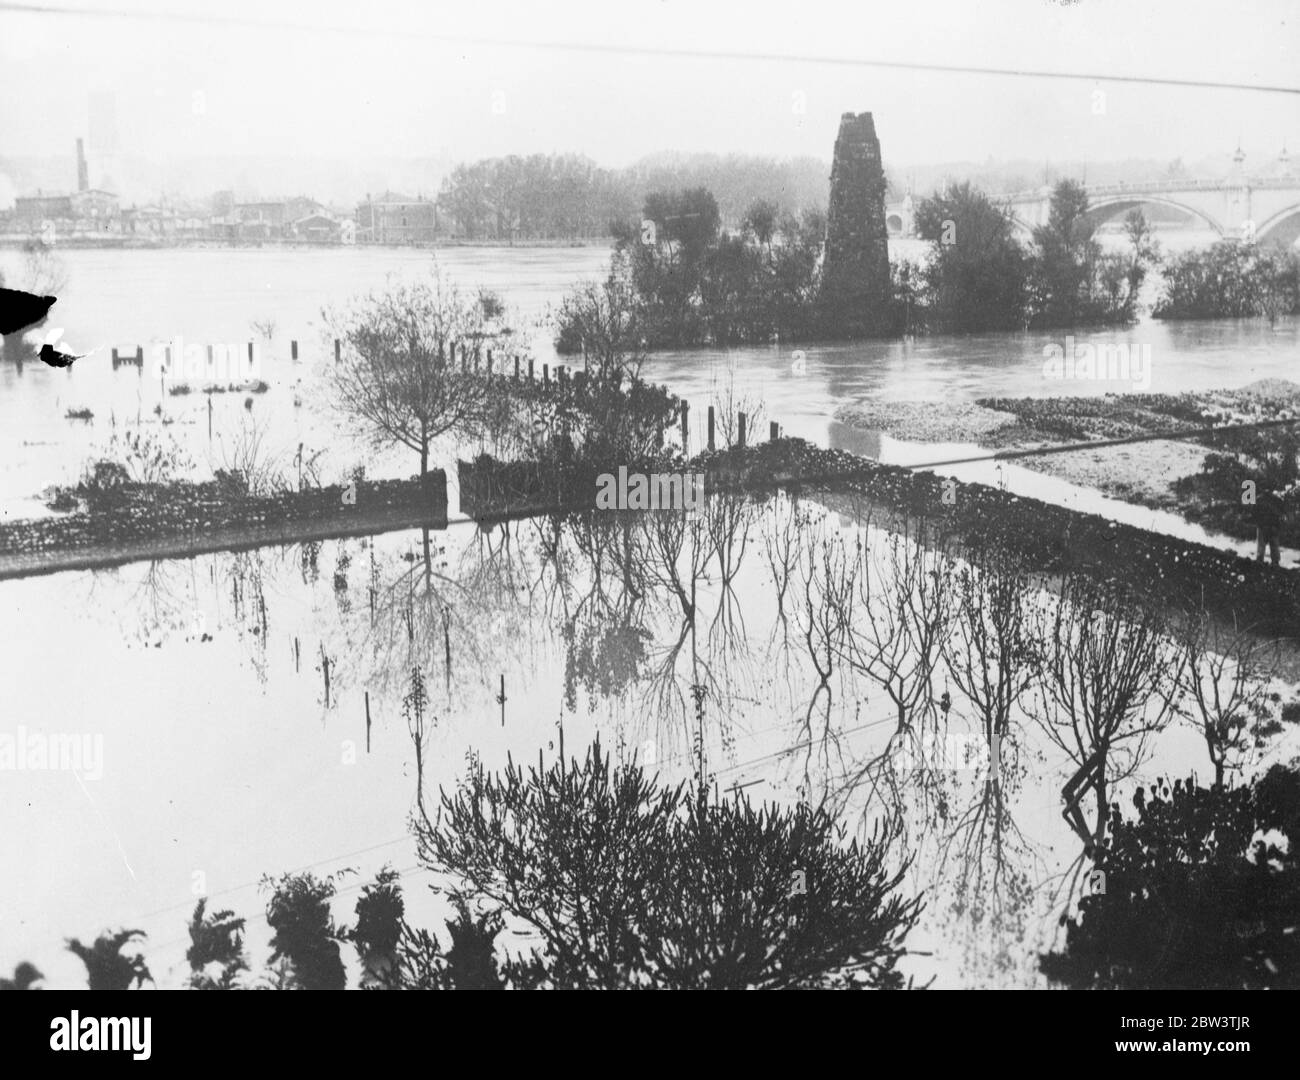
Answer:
[1039, 765, 1300, 989]
[417, 740, 924, 989]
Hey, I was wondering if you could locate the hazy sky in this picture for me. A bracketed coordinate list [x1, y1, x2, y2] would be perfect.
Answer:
[2, 0, 1298, 169]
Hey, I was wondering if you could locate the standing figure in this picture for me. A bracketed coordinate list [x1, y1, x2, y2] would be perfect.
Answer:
[1254, 487, 1284, 566]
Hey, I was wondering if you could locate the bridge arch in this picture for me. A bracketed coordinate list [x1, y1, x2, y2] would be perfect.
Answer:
[1079, 196, 1226, 238]
[1255, 204, 1300, 247]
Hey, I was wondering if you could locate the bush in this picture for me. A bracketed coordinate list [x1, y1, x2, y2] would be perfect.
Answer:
[1039, 765, 1300, 989]
[262, 871, 347, 990]
[417, 740, 924, 989]
[1153, 242, 1300, 320]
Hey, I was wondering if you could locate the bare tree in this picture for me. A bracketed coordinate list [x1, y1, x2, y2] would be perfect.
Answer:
[325, 267, 492, 478]
[16, 239, 69, 297]
[844, 521, 954, 738]
[791, 522, 859, 791]
[1034, 578, 1183, 850]
[829, 517, 956, 822]
[554, 271, 648, 381]
[942, 545, 1043, 785]
[1172, 614, 1277, 788]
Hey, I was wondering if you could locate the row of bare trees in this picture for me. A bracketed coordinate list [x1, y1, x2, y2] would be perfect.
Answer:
[759, 501, 1284, 858]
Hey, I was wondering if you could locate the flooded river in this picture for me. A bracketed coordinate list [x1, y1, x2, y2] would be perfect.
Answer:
[1, 242, 1296, 988]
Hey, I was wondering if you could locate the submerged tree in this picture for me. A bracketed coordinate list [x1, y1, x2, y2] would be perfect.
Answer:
[913, 182, 1029, 333]
[1173, 616, 1278, 788]
[325, 267, 494, 478]
[1027, 180, 1151, 327]
[1034, 578, 1183, 850]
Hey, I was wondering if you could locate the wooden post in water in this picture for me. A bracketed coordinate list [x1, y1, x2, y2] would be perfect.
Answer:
[529, 356, 535, 381]
[738, 413, 747, 448]
[208, 395, 213, 442]
[681, 402, 689, 452]
[707, 406, 715, 452]
[334, 339, 341, 364]
[291, 340, 299, 361]
[543, 363, 550, 386]
[514, 356, 520, 380]
[770, 420, 779, 441]
[365, 691, 371, 753]
[499, 674, 506, 727]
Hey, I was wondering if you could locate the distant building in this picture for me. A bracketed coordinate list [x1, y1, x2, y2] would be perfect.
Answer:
[14, 189, 120, 235]
[122, 204, 181, 238]
[14, 193, 74, 224]
[71, 189, 119, 223]
[356, 192, 443, 244]
[11, 139, 120, 236]
[283, 196, 325, 222]
[232, 196, 328, 239]
[236, 201, 288, 238]
[288, 212, 342, 243]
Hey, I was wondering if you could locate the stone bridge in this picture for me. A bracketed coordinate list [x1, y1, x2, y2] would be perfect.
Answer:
[886, 157, 1300, 247]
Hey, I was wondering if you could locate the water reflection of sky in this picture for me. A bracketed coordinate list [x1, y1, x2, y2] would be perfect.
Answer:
[4, 485, 1289, 989]
[3, 242, 1298, 988]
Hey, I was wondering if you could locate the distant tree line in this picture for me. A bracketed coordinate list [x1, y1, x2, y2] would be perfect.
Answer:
[437, 154, 631, 241]
[435, 152, 831, 241]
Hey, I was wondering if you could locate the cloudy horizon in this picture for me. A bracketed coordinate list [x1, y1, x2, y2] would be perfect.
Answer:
[2, 0, 1296, 192]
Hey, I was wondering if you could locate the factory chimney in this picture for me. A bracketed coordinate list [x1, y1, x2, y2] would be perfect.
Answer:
[76, 138, 89, 192]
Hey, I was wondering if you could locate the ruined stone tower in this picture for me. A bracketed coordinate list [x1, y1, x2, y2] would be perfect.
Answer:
[821, 112, 891, 334]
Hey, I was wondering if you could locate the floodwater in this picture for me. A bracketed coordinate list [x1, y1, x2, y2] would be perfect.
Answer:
[1, 241, 1297, 989]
